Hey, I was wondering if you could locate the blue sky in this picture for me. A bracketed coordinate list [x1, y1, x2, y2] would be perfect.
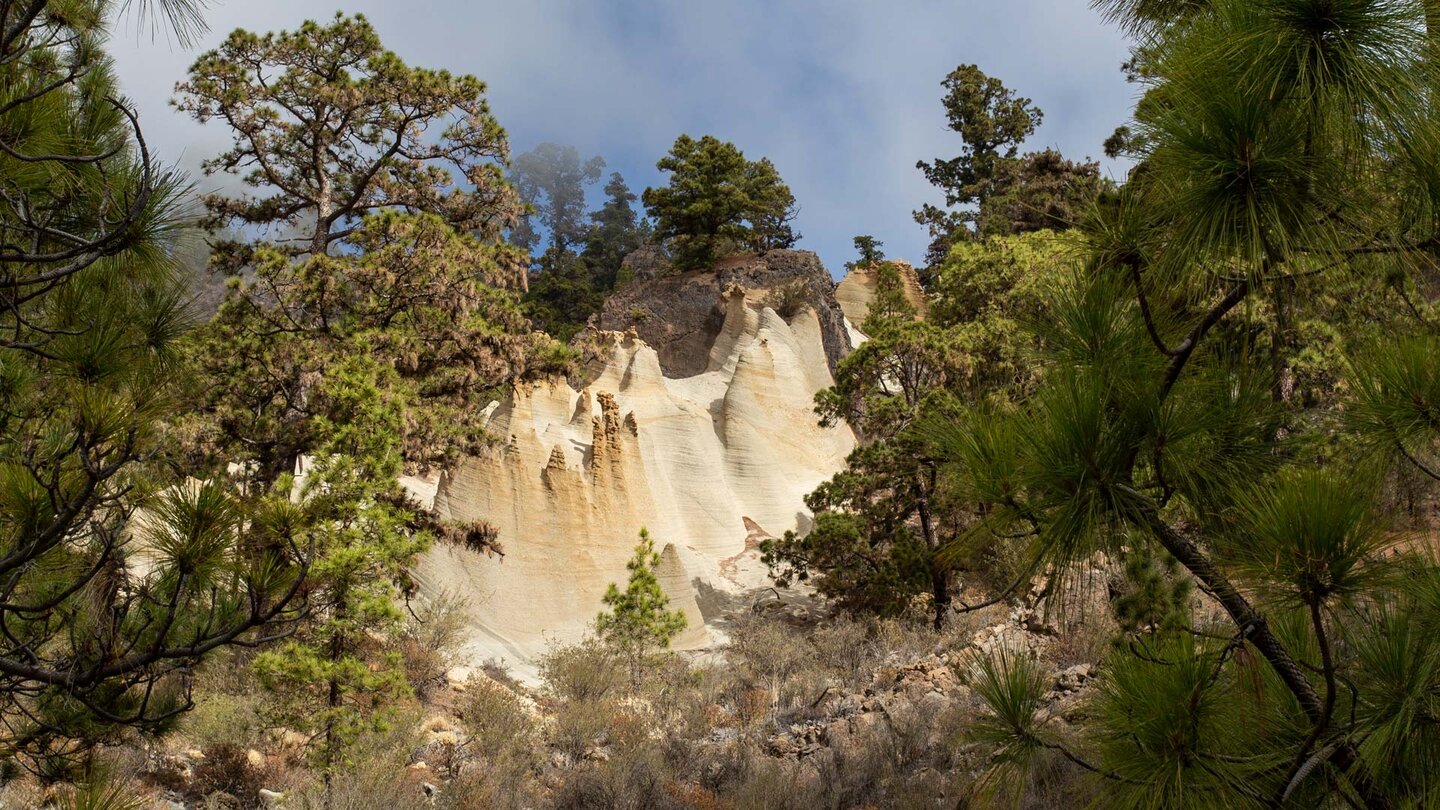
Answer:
[108, 1, 1137, 275]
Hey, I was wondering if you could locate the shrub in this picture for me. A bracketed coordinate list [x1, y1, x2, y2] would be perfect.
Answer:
[180, 692, 266, 754]
[189, 744, 283, 809]
[179, 652, 267, 752]
[548, 746, 684, 810]
[724, 613, 816, 725]
[538, 638, 626, 704]
[457, 684, 535, 757]
[770, 280, 809, 319]
[479, 658, 523, 691]
[288, 721, 427, 809]
[394, 592, 469, 702]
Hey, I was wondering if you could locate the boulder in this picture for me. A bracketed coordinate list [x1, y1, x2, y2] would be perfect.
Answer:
[1054, 663, 1096, 693]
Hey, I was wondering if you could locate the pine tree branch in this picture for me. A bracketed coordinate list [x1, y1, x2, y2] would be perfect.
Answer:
[1276, 599, 1340, 805]
[1121, 489, 1390, 809]
[1160, 281, 1251, 399]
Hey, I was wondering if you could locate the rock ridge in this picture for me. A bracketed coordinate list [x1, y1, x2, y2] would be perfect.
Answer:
[599, 249, 853, 378]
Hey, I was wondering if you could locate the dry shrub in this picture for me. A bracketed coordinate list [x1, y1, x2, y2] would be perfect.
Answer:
[807, 615, 882, 683]
[770, 280, 809, 319]
[548, 747, 685, 810]
[539, 637, 661, 770]
[665, 781, 728, 810]
[653, 666, 726, 772]
[394, 592, 468, 702]
[814, 735, 900, 808]
[436, 767, 539, 810]
[697, 744, 820, 810]
[553, 697, 659, 768]
[726, 613, 952, 726]
[548, 698, 611, 764]
[438, 687, 543, 808]
[1046, 617, 1112, 669]
[538, 637, 625, 703]
[735, 687, 771, 730]
[188, 743, 286, 809]
[543, 656, 709, 809]
[725, 614, 814, 725]
[435, 684, 542, 809]
[480, 657, 523, 691]
[289, 720, 429, 810]
[457, 683, 536, 761]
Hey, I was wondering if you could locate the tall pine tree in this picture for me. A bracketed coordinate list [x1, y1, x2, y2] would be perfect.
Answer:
[936, 2, 1440, 806]
[0, 0, 305, 773]
[643, 135, 799, 270]
[176, 15, 570, 791]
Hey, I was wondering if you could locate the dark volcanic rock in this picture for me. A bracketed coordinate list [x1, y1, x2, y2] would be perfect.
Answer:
[598, 250, 852, 378]
[618, 244, 672, 284]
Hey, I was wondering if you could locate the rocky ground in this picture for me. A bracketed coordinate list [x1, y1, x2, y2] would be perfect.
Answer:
[6, 561, 1127, 810]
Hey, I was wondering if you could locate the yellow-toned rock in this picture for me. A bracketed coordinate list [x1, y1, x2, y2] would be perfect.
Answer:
[835, 260, 929, 326]
[410, 284, 856, 671]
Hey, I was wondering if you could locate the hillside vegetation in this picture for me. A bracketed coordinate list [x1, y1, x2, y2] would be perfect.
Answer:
[2, 1, 1440, 808]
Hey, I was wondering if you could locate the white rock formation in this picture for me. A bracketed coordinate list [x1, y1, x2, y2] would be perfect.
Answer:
[411, 286, 855, 671]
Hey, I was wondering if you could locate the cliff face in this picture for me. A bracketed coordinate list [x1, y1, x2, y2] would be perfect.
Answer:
[411, 268, 857, 670]
[599, 249, 853, 377]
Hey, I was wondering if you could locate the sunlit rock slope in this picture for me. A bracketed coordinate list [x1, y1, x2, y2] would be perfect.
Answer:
[410, 251, 866, 670]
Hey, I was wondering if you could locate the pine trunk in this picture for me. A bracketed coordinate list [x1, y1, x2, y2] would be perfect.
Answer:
[915, 465, 950, 630]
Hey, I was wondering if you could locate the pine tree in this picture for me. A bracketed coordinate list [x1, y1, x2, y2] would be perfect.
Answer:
[184, 211, 567, 788]
[0, 0, 304, 773]
[177, 16, 571, 792]
[765, 236, 1070, 630]
[187, 212, 570, 488]
[932, 1, 1440, 806]
[846, 235, 886, 270]
[173, 12, 526, 285]
[523, 248, 604, 342]
[582, 172, 650, 290]
[508, 142, 605, 258]
[642, 135, 799, 270]
[765, 263, 963, 628]
[596, 529, 687, 680]
[524, 169, 653, 340]
[914, 65, 1107, 267]
[250, 357, 420, 785]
